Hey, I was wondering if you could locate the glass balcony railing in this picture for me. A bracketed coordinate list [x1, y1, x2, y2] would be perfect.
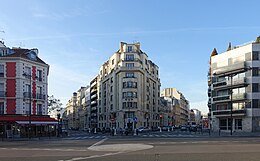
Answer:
[212, 62, 246, 75]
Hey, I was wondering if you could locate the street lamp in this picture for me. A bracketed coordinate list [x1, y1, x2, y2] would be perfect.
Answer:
[23, 72, 37, 139]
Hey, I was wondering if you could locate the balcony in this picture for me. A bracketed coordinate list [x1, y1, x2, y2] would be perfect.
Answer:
[213, 77, 248, 90]
[23, 92, 32, 99]
[91, 107, 97, 111]
[91, 94, 97, 100]
[90, 81, 97, 87]
[232, 93, 247, 101]
[213, 109, 246, 117]
[36, 93, 46, 100]
[90, 88, 97, 94]
[91, 100, 97, 105]
[213, 95, 230, 103]
[212, 62, 246, 76]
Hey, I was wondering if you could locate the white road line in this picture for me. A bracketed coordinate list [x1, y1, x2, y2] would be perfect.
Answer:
[89, 138, 108, 149]
[61, 151, 124, 161]
[89, 136, 94, 139]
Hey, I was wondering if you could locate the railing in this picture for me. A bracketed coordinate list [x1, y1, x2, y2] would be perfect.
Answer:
[212, 62, 246, 75]
[23, 92, 31, 98]
[213, 95, 230, 102]
[91, 94, 97, 99]
[37, 77, 43, 82]
[213, 109, 246, 116]
[233, 93, 247, 100]
[36, 93, 46, 100]
[91, 100, 97, 105]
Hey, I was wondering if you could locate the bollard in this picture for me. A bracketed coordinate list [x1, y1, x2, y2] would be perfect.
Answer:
[94, 128, 97, 134]
[168, 127, 170, 132]
[134, 129, 137, 136]
[114, 128, 117, 136]
[159, 127, 162, 133]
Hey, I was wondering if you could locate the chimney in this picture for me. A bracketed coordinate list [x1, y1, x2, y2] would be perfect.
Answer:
[227, 42, 231, 51]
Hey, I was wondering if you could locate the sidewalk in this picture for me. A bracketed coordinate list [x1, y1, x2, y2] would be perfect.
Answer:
[209, 131, 260, 137]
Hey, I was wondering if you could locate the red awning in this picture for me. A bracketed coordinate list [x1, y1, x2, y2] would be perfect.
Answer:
[0, 115, 57, 123]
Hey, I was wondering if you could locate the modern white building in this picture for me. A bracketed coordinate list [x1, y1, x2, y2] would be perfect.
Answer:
[208, 36, 260, 132]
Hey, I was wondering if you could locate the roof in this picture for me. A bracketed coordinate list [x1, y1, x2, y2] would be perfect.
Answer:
[0, 115, 57, 122]
[1, 48, 47, 65]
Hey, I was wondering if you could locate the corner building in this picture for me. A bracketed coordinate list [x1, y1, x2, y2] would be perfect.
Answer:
[208, 37, 260, 132]
[96, 42, 161, 130]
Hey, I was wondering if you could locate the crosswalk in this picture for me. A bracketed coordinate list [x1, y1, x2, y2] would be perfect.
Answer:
[140, 134, 202, 138]
[63, 135, 107, 140]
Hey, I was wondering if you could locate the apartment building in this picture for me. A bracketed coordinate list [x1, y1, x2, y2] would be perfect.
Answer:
[208, 36, 260, 132]
[191, 108, 202, 125]
[91, 42, 161, 130]
[65, 86, 90, 130]
[0, 41, 55, 138]
[161, 88, 190, 126]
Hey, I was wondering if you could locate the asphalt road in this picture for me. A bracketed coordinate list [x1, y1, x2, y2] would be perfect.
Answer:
[1, 137, 260, 161]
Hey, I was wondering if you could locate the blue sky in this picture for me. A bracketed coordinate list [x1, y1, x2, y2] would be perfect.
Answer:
[1, 0, 260, 114]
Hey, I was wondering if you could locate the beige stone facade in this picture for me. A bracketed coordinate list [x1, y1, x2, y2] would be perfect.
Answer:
[94, 42, 161, 130]
[161, 88, 190, 126]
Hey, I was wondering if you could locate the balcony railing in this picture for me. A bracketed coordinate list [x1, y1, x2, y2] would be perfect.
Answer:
[212, 62, 246, 75]
[233, 93, 247, 100]
[213, 95, 230, 102]
[23, 92, 32, 99]
[91, 94, 97, 99]
[36, 93, 46, 100]
[213, 109, 246, 116]
[213, 77, 247, 89]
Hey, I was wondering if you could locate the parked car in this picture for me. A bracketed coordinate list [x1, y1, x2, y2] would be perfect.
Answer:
[180, 125, 188, 131]
[162, 126, 171, 131]
[151, 126, 160, 131]
[138, 127, 150, 133]
[189, 126, 197, 132]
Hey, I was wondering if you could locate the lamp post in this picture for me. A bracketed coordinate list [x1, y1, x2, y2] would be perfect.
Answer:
[23, 73, 37, 139]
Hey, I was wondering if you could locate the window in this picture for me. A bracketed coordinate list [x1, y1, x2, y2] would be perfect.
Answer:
[25, 103, 30, 114]
[0, 102, 4, 114]
[252, 83, 259, 92]
[123, 92, 137, 98]
[110, 95, 113, 101]
[126, 72, 134, 78]
[37, 104, 42, 115]
[0, 64, 4, 77]
[235, 119, 242, 130]
[126, 63, 134, 68]
[252, 99, 259, 108]
[112, 59, 114, 65]
[0, 83, 4, 97]
[123, 81, 137, 88]
[25, 66, 31, 75]
[110, 104, 113, 111]
[253, 51, 259, 60]
[127, 46, 133, 52]
[252, 67, 259, 76]
[37, 70, 42, 81]
[110, 86, 113, 92]
[25, 84, 31, 93]
[125, 54, 134, 61]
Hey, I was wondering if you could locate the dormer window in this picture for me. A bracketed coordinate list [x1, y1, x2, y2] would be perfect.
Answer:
[27, 51, 37, 61]
[127, 46, 133, 52]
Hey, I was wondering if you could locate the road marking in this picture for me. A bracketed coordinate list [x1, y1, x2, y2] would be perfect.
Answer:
[59, 151, 124, 161]
[89, 138, 108, 149]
